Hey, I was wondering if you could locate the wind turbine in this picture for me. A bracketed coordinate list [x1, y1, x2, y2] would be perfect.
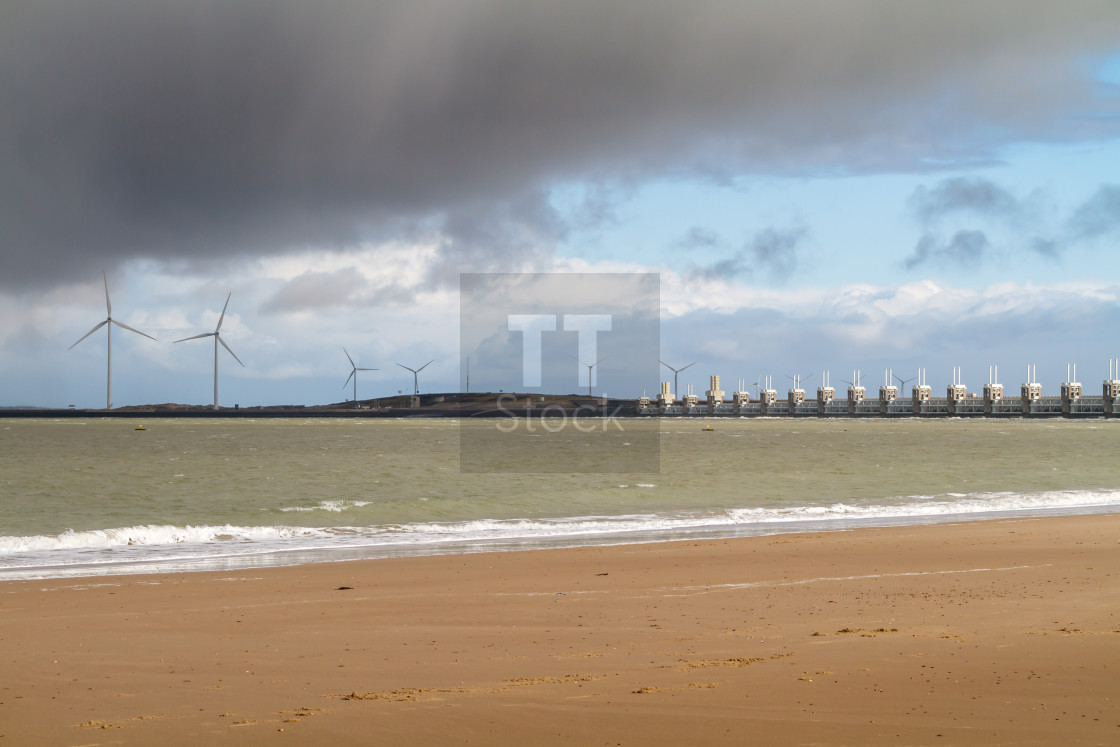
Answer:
[785, 372, 815, 390]
[572, 355, 607, 397]
[659, 360, 695, 398]
[396, 360, 433, 396]
[893, 371, 917, 396]
[174, 293, 244, 410]
[840, 369, 863, 389]
[343, 348, 378, 403]
[68, 271, 157, 409]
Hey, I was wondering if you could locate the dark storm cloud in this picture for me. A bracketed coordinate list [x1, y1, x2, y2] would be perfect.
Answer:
[1065, 184, 1120, 241]
[688, 225, 808, 282]
[1023, 183, 1120, 258]
[904, 230, 990, 270]
[687, 256, 747, 283]
[2, 1, 1119, 288]
[907, 177, 1025, 224]
[561, 184, 635, 234]
[425, 192, 561, 287]
[904, 175, 1066, 263]
[675, 226, 722, 251]
[903, 180, 1120, 266]
[747, 226, 806, 280]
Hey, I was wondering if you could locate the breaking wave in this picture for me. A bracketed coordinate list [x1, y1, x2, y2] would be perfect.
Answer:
[2, 488, 1118, 580]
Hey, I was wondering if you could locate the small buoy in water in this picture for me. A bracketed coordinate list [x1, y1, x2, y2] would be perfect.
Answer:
[703, 425, 714, 431]
[134, 425, 146, 431]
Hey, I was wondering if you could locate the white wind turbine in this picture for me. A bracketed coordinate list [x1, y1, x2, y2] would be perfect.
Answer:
[343, 348, 378, 403]
[68, 271, 157, 409]
[571, 354, 608, 397]
[659, 359, 695, 398]
[396, 360, 433, 396]
[174, 293, 244, 410]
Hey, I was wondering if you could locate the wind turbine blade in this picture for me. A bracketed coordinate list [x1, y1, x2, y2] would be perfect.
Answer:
[344, 370, 355, 387]
[69, 319, 108, 349]
[396, 363, 414, 373]
[174, 332, 214, 343]
[111, 319, 157, 341]
[357, 367, 378, 371]
[593, 356, 608, 366]
[102, 271, 111, 316]
[343, 347, 355, 367]
[216, 292, 231, 332]
[680, 362, 696, 372]
[658, 360, 670, 369]
[417, 360, 433, 372]
[217, 335, 244, 367]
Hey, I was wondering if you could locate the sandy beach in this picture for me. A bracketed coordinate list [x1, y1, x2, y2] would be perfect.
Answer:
[2, 514, 1117, 745]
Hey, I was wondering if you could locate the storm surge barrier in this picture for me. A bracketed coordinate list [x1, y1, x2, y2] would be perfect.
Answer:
[638, 364, 1120, 418]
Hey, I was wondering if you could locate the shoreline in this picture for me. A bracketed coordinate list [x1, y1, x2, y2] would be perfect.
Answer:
[3, 514, 1117, 744]
[6, 501, 1120, 583]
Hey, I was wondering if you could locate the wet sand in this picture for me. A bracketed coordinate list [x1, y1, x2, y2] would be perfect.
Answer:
[2, 514, 1118, 745]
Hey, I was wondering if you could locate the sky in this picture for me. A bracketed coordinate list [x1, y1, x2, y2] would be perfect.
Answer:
[2, 1, 1120, 407]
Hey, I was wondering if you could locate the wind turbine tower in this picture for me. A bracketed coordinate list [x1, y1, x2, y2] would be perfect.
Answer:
[396, 360, 433, 406]
[572, 355, 607, 397]
[69, 271, 157, 409]
[893, 371, 917, 397]
[659, 360, 696, 398]
[174, 292, 244, 410]
[343, 348, 377, 404]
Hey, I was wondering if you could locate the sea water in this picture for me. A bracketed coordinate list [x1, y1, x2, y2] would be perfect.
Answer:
[2, 417, 1119, 580]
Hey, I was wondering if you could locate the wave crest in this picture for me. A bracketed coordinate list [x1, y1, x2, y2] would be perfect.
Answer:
[0, 524, 321, 553]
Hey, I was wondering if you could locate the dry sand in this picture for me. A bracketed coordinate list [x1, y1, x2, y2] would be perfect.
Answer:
[2, 514, 1118, 745]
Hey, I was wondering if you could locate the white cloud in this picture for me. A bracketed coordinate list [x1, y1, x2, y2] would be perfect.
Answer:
[3, 243, 1118, 406]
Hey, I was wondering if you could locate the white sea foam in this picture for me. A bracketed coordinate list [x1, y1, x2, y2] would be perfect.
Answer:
[277, 500, 372, 513]
[0, 524, 324, 554]
[2, 488, 1118, 580]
